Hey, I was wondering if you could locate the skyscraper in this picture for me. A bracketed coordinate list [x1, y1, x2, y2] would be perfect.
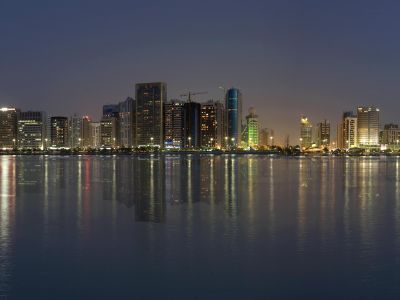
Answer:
[341, 111, 358, 149]
[357, 106, 380, 147]
[245, 107, 259, 148]
[82, 116, 92, 148]
[90, 122, 101, 148]
[316, 119, 330, 147]
[17, 111, 47, 149]
[136, 82, 166, 147]
[164, 99, 185, 148]
[119, 97, 135, 148]
[0, 108, 18, 149]
[102, 104, 120, 147]
[183, 102, 201, 149]
[225, 88, 242, 148]
[50, 117, 69, 148]
[69, 114, 83, 148]
[300, 116, 312, 149]
[100, 117, 118, 148]
[200, 100, 225, 148]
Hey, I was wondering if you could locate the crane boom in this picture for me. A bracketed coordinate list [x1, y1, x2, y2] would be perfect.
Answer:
[180, 91, 208, 102]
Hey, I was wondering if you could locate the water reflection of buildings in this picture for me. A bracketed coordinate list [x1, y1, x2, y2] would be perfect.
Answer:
[0, 156, 16, 294]
[133, 157, 166, 223]
[98, 156, 166, 223]
[96, 154, 248, 223]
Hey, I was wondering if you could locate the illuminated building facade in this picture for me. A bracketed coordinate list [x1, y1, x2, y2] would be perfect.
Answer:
[164, 99, 184, 148]
[382, 124, 400, 147]
[357, 106, 379, 147]
[69, 114, 83, 148]
[245, 107, 259, 148]
[50, 116, 69, 148]
[136, 82, 166, 147]
[81, 116, 92, 148]
[342, 112, 357, 148]
[200, 100, 225, 148]
[90, 122, 101, 148]
[0, 108, 18, 149]
[100, 117, 118, 148]
[225, 88, 242, 147]
[17, 111, 47, 149]
[316, 119, 330, 147]
[300, 116, 312, 148]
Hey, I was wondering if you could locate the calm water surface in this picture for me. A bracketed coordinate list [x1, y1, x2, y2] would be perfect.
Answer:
[0, 155, 400, 299]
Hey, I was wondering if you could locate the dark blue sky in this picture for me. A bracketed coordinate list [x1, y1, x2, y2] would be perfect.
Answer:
[1, 0, 400, 143]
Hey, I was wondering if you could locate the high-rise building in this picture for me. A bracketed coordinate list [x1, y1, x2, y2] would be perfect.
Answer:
[200, 100, 225, 148]
[382, 124, 400, 147]
[183, 102, 201, 149]
[119, 97, 135, 148]
[136, 82, 166, 147]
[357, 106, 380, 147]
[102, 104, 120, 147]
[340, 111, 358, 149]
[316, 119, 330, 147]
[17, 111, 47, 149]
[245, 107, 259, 148]
[69, 114, 83, 148]
[300, 116, 312, 148]
[50, 117, 69, 148]
[100, 117, 118, 148]
[164, 99, 185, 148]
[0, 108, 18, 149]
[90, 122, 101, 148]
[225, 88, 242, 148]
[82, 116, 92, 148]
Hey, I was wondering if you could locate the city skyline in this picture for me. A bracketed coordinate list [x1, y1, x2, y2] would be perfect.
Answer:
[2, 1, 400, 144]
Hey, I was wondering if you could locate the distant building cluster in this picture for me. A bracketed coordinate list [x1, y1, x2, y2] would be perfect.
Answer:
[0, 82, 272, 150]
[4, 83, 397, 152]
[300, 106, 391, 151]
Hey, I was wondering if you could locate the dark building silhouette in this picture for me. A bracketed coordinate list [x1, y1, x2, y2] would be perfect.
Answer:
[136, 82, 166, 147]
[50, 117, 69, 148]
[164, 99, 185, 148]
[225, 88, 242, 148]
[183, 102, 201, 149]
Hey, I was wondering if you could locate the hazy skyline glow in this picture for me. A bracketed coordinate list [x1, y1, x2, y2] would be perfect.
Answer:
[1, 0, 400, 144]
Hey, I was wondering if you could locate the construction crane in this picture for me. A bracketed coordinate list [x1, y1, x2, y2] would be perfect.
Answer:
[180, 91, 208, 102]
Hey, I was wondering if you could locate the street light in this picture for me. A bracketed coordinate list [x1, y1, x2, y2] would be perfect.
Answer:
[12, 138, 16, 149]
[78, 138, 82, 149]
[188, 136, 192, 148]
[270, 136, 274, 147]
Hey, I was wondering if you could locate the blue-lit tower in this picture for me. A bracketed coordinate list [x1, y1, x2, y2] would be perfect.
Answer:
[225, 88, 242, 148]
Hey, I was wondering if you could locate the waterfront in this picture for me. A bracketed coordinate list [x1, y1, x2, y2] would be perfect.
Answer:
[1, 155, 400, 299]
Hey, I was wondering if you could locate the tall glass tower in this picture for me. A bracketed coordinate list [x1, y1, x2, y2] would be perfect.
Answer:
[135, 82, 166, 147]
[225, 88, 242, 148]
[357, 106, 379, 147]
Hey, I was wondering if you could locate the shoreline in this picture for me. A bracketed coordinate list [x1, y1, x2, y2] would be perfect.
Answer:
[0, 150, 398, 157]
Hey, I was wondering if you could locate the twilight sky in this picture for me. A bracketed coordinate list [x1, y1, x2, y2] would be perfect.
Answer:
[1, 0, 400, 144]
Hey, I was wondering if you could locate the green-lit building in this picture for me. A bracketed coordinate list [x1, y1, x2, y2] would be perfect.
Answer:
[245, 107, 259, 148]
